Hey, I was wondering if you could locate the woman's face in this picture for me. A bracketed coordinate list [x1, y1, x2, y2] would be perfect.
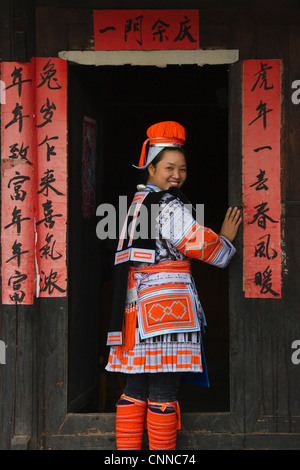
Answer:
[147, 149, 187, 191]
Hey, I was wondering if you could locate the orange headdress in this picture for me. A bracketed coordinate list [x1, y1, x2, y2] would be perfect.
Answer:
[133, 121, 186, 170]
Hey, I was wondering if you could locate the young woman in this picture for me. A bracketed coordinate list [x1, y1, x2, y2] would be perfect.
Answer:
[105, 121, 242, 450]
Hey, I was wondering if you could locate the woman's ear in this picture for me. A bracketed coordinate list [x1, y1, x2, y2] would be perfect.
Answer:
[148, 163, 155, 178]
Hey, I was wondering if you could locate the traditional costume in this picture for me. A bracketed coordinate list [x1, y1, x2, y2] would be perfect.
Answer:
[105, 121, 236, 450]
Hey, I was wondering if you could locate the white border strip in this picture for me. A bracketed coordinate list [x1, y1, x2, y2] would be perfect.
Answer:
[58, 49, 239, 67]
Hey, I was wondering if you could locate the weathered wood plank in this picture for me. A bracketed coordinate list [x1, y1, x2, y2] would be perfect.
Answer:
[13, 305, 39, 442]
[37, 298, 68, 444]
[45, 430, 300, 450]
[35, 7, 93, 55]
[0, 307, 17, 449]
[228, 60, 245, 434]
[244, 432, 300, 450]
[45, 430, 246, 450]
[0, 0, 12, 62]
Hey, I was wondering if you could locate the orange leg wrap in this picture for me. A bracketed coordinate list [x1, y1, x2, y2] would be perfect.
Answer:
[115, 394, 147, 450]
[147, 400, 181, 450]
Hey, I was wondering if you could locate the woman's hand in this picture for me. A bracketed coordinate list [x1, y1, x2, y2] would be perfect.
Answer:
[219, 207, 242, 243]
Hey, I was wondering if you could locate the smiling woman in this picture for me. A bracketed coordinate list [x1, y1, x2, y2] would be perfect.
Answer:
[105, 120, 241, 450]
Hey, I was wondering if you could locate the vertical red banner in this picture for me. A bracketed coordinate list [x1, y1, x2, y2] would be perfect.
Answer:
[1, 58, 68, 304]
[1, 62, 35, 304]
[33, 57, 68, 298]
[243, 60, 281, 298]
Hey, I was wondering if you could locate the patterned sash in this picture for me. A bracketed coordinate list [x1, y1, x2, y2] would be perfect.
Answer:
[115, 260, 199, 358]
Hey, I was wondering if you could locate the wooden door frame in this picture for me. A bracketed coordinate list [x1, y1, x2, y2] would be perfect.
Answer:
[35, 50, 249, 450]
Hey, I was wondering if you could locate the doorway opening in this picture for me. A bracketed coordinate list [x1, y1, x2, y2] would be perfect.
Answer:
[67, 63, 230, 413]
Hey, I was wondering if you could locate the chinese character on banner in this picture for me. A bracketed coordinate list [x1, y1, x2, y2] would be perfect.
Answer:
[93, 10, 199, 50]
[243, 60, 281, 298]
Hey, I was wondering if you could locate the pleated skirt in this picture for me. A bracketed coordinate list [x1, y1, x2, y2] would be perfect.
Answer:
[105, 329, 203, 374]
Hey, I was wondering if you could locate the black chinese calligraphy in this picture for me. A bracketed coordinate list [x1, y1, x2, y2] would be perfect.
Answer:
[255, 265, 280, 297]
[5, 103, 29, 133]
[8, 269, 28, 303]
[249, 169, 269, 191]
[254, 233, 278, 260]
[8, 171, 30, 202]
[36, 98, 56, 128]
[174, 16, 197, 43]
[99, 26, 116, 34]
[5, 66, 32, 97]
[40, 268, 66, 295]
[8, 142, 32, 165]
[253, 146, 272, 153]
[247, 201, 279, 230]
[4, 206, 30, 235]
[97, 13, 198, 47]
[248, 100, 273, 129]
[152, 18, 170, 42]
[6, 240, 29, 267]
[38, 135, 58, 162]
[36, 199, 63, 229]
[125, 15, 143, 45]
[37, 60, 62, 90]
[37, 169, 64, 197]
[39, 233, 62, 260]
[251, 63, 274, 92]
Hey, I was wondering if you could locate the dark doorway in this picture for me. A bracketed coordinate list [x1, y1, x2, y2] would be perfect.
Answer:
[67, 63, 229, 414]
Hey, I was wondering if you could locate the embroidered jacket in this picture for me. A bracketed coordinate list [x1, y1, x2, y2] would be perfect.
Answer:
[106, 185, 236, 348]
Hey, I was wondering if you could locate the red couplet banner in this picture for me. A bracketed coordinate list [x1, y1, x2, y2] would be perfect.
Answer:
[33, 57, 67, 298]
[1, 62, 35, 304]
[243, 60, 281, 298]
[93, 10, 199, 50]
[1, 58, 67, 304]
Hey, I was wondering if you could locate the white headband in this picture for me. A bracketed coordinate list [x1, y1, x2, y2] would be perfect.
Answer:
[132, 143, 183, 170]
